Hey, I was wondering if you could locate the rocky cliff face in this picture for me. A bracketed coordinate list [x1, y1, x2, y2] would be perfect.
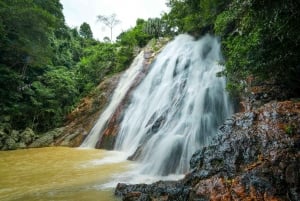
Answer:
[54, 73, 122, 147]
[115, 100, 300, 201]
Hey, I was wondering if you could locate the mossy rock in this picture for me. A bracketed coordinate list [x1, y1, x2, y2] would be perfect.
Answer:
[10, 130, 20, 141]
[29, 128, 64, 148]
[4, 137, 17, 150]
[20, 127, 36, 144]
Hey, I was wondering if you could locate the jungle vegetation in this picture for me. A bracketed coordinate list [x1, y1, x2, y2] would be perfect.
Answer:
[0, 0, 299, 136]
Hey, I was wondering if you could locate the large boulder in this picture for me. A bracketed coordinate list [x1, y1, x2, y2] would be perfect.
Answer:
[20, 127, 36, 144]
[0, 126, 38, 150]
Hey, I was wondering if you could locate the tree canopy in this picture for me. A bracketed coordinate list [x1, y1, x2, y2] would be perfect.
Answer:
[79, 22, 93, 39]
[0, 1, 161, 136]
[163, 0, 300, 96]
[97, 13, 121, 41]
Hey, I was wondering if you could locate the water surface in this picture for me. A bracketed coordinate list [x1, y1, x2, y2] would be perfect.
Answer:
[0, 147, 130, 201]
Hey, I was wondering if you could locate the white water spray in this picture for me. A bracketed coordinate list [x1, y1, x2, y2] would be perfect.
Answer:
[114, 34, 233, 176]
[80, 51, 145, 148]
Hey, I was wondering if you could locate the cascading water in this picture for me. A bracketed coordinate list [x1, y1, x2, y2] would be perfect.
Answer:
[80, 51, 145, 148]
[114, 34, 233, 176]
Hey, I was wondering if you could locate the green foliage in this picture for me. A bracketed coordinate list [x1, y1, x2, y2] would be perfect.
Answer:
[51, 26, 83, 67]
[0, 65, 23, 114]
[0, 0, 81, 132]
[214, 10, 236, 35]
[76, 42, 116, 92]
[164, 0, 230, 34]
[143, 18, 165, 38]
[163, 0, 188, 33]
[117, 18, 151, 48]
[33, 0, 64, 21]
[199, 0, 231, 25]
[217, 0, 300, 96]
[28, 66, 79, 130]
[79, 22, 93, 39]
[165, 0, 300, 97]
[0, 0, 59, 68]
[284, 124, 297, 136]
[115, 46, 134, 72]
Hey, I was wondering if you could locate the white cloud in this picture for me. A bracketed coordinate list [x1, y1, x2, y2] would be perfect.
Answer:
[61, 0, 169, 41]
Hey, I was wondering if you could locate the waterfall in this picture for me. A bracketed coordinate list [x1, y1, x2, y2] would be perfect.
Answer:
[114, 34, 233, 176]
[80, 51, 145, 148]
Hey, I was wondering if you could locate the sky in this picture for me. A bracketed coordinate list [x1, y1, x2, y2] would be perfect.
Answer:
[60, 0, 169, 41]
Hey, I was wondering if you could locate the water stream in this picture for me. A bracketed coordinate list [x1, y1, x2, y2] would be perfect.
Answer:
[114, 34, 233, 176]
[81, 34, 233, 178]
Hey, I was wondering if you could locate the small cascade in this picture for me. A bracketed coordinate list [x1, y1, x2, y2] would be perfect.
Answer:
[114, 34, 233, 176]
[80, 51, 145, 148]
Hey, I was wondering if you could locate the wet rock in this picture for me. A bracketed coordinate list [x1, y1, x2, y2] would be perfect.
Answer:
[116, 101, 300, 201]
[144, 51, 154, 59]
[4, 137, 17, 150]
[127, 145, 143, 161]
[20, 127, 36, 144]
[115, 181, 190, 201]
[285, 164, 299, 185]
[30, 128, 64, 148]
[0, 127, 38, 150]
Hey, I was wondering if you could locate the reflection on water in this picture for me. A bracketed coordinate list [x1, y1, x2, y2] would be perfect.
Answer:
[0, 147, 130, 201]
